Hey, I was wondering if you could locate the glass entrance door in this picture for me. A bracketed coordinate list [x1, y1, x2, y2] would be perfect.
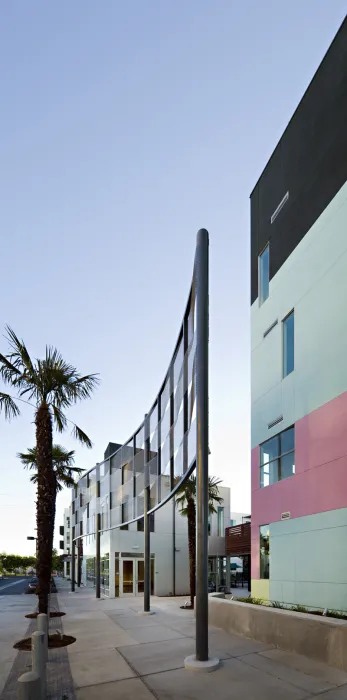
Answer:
[122, 559, 134, 596]
[120, 558, 146, 596]
[136, 560, 144, 595]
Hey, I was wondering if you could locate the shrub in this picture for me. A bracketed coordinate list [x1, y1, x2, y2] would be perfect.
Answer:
[290, 604, 308, 613]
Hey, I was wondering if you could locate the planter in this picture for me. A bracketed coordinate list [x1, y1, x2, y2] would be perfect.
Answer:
[207, 593, 347, 671]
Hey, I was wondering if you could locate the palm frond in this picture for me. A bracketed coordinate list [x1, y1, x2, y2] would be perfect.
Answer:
[52, 405, 67, 433]
[55, 469, 77, 489]
[71, 423, 93, 448]
[5, 326, 35, 376]
[0, 392, 20, 420]
[51, 445, 75, 466]
[17, 447, 37, 470]
[0, 352, 22, 385]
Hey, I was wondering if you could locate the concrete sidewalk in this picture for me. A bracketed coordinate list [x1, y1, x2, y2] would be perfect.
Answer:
[0, 594, 33, 696]
[57, 578, 347, 700]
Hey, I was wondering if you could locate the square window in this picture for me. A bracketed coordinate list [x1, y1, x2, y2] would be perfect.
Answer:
[259, 244, 269, 305]
[260, 427, 295, 488]
[283, 311, 294, 377]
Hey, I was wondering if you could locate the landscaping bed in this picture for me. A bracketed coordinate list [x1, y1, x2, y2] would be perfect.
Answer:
[233, 595, 347, 621]
[14, 634, 75, 651]
[25, 611, 66, 619]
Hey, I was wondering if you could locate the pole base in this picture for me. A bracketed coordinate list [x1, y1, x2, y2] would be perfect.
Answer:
[184, 655, 219, 672]
[138, 610, 155, 616]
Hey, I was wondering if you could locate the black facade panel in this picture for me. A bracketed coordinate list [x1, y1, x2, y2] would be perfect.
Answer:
[251, 17, 347, 304]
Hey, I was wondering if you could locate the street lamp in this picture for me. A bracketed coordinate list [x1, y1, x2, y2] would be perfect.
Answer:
[27, 536, 38, 561]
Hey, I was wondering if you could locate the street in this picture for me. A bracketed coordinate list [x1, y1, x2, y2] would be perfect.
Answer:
[0, 576, 30, 595]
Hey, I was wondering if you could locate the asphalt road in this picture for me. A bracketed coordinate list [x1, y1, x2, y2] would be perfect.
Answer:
[0, 576, 31, 595]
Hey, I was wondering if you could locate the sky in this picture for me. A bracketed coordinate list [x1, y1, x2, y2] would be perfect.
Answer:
[0, 1, 346, 555]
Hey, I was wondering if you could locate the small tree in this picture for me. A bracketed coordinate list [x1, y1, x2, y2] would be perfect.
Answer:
[0, 327, 99, 613]
[176, 475, 223, 608]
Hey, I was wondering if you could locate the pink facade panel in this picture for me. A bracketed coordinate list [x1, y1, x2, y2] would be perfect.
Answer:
[251, 390, 347, 579]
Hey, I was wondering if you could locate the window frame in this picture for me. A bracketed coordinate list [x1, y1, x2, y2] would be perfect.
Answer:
[258, 243, 270, 306]
[260, 426, 295, 488]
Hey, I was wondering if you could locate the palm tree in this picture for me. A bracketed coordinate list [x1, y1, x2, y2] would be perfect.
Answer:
[176, 475, 223, 608]
[18, 444, 82, 492]
[0, 327, 99, 613]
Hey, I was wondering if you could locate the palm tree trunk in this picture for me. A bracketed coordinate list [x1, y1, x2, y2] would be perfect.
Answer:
[187, 499, 196, 608]
[35, 402, 55, 614]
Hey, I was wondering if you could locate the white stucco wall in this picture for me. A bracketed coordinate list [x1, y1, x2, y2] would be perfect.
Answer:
[269, 508, 347, 611]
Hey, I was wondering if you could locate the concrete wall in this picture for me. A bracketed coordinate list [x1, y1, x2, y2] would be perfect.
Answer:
[269, 508, 347, 610]
[208, 595, 347, 671]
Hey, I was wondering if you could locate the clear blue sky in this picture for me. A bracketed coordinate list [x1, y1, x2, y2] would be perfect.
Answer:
[0, 1, 346, 555]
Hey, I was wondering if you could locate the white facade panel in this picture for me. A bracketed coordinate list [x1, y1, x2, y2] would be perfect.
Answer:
[269, 509, 347, 610]
[251, 181, 347, 449]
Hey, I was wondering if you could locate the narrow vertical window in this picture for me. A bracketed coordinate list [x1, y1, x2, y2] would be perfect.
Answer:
[260, 525, 270, 579]
[283, 311, 294, 377]
[217, 507, 224, 537]
[259, 244, 269, 305]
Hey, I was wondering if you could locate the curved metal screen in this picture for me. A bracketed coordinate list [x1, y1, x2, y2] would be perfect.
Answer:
[72, 230, 208, 538]
[106, 269, 197, 528]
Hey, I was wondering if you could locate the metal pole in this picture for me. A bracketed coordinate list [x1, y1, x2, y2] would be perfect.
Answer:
[96, 513, 101, 599]
[144, 414, 151, 612]
[144, 486, 150, 612]
[195, 228, 209, 662]
[172, 496, 176, 596]
[77, 539, 81, 587]
[71, 540, 75, 592]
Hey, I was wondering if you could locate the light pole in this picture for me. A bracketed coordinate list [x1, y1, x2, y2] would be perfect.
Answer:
[27, 536, 38, 563]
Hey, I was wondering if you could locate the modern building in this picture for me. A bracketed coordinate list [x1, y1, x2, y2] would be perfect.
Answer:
[67, 442, 231, 598]
[251, 17, 347, 610]
[59, 506, 72, 579]
[230, 512, 250, 527]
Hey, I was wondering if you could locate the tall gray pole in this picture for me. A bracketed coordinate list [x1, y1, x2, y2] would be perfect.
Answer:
[71, 539, 75, 592]
[77, 539, 81, 587]
[144, 486, 150, 612]
[143, 414, 151, 613]
[96, 513, 101, 599]
[195, 228, 210, 663]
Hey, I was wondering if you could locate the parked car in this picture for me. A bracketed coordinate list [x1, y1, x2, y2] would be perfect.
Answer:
[27, 577, 38, 593]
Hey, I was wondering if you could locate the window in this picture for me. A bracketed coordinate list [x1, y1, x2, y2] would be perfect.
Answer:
[217, 507, 224, 537]
[283, 311, 294, 377]
[67, 517, 70, 529]
[137, 515, 155, 532]
[260, 525, 269, 579]
[208, 514, 212, 536]
[260, 426, 295, 487]
[230, 519, 236, 527]
[259, 244, 269, 305]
